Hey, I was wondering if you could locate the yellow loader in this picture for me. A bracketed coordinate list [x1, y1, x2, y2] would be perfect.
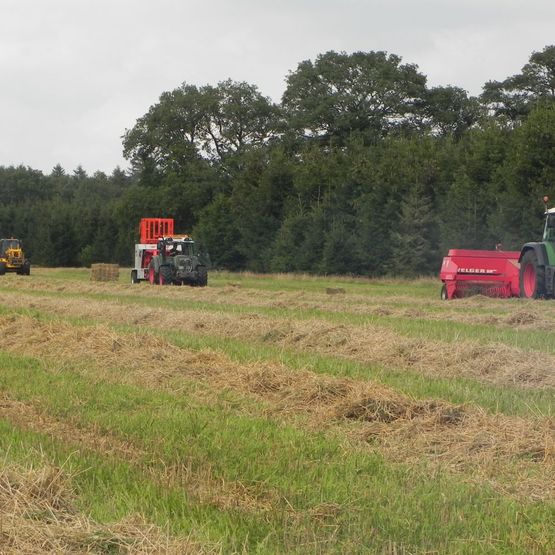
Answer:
[0, 238, 30, 276]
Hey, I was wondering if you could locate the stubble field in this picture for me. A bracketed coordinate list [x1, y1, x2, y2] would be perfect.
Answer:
[0, 268, 553, 553]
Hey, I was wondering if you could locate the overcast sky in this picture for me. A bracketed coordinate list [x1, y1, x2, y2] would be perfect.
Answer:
[1, 0, 554, 174]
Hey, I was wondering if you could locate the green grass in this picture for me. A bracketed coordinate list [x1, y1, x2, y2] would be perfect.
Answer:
[0, 350, 553, 554]
[32, 266, 438, 296]
[0, 301, 552, 419]
[210, 270, 439, 297]
[5, 279, 555, 356]
[162, 330, 555, 418]
[1, 269, 554, 553]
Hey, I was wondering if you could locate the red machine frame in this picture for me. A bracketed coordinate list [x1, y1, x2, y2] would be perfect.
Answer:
[439, 249, 521, 299]
[132, 218, 175, 283]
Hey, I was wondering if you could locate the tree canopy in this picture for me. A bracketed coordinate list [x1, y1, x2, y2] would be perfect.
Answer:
[2, 45, 555, 276]
[282, 50, 428, 144]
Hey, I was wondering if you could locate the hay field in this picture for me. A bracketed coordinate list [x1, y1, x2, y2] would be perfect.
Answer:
[0, 268, 553, 554]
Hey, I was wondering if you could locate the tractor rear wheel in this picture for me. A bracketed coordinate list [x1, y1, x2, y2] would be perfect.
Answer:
[519, 250, 546, 299]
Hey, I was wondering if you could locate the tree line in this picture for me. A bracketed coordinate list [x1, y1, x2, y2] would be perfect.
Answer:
[1, 45, 555, 275]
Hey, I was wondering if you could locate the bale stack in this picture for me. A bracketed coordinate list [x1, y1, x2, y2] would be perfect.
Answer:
[90, 263, 119, 282]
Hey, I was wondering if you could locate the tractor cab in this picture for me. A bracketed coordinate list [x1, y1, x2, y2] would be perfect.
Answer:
[0, 238, 23, 256]
[157, 236, 196, 257]
[543, 208, 555, 241]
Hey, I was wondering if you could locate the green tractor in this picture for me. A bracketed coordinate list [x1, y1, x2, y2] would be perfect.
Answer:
[519, 199, 555, 298]
[147, 236, 207, 286]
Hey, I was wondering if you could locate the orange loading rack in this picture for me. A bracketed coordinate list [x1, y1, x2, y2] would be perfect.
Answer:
[132, 218, 176, 283]
[139, 218, 174, 245]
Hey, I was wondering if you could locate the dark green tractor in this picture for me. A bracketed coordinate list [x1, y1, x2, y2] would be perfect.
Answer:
[519, 204, 555, 298]
[147, 237, 208, 286]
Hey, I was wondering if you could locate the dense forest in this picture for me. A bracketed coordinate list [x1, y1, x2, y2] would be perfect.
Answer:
[1, 46, 555, 275]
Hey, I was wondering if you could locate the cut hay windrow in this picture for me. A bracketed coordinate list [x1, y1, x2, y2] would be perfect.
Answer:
[6, 273, 555, 330]
[1, 290, 555, 390]
[0, 460, 211, 554]
[0, 313, 553, 502]
[0, 394, 146, 461]
[0, 393, 278, 516]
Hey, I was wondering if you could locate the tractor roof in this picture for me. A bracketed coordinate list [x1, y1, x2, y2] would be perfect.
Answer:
[161, 235, 194, 242]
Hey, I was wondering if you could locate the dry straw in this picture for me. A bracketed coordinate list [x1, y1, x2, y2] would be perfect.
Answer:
[0, 462, 212, 554]
[3, 287, 554, 390]
[0, 394, 276, 517]
[0, 313, 553, 501]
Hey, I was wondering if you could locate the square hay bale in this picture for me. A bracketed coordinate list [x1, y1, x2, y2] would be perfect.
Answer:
[326, 287, 345, 295]
[90, 263, 120, 282]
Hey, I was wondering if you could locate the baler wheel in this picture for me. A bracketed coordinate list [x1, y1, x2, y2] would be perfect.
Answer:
[519, 250, 545, 299]
[440, 284, 448, 300]
[148, 264, 158, 285]
[131, 270, 139, 284]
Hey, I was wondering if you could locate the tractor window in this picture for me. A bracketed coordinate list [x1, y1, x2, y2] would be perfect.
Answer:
[545, 214, 555, 241]
[1, 239, 20, 254]
[4, 240, 20, 250]
[181, 243, 194, 256]
[172, 242, 194, 256]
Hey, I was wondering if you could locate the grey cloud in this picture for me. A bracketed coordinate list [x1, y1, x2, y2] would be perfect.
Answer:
[0, 0, 554, 173]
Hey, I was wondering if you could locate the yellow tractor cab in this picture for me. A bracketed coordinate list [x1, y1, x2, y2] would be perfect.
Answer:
[0, 238, 30, 275]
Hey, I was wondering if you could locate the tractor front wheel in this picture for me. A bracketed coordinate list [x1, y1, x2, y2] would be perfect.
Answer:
[197, 266, 208, 287]
[0, 262, 5, 276]
[159, 265, 172, 285]
[519, 250, 546, 299]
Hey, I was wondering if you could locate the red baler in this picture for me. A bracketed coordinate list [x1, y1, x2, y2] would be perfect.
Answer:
[439, 249, 521, 299]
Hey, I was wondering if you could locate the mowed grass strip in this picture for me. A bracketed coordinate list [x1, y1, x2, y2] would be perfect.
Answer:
[0, 349, 553, 554]
[0, 440, 211, 554]
[7, 274, 555, 335]
[21, 267, 555, 327]
[0, 292, 554, 419]
[35, 266, 555, 323]
[0, 419, 226, 554]
[34, 266, 438, 298]
[0, 313, 553, 504]
[5, 274, 555, 357]
[0, 357, 302, 552]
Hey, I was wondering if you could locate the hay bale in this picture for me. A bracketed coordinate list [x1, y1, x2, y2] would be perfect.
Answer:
[90, 263, 119, 282]
[326, 287, 345, 295]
